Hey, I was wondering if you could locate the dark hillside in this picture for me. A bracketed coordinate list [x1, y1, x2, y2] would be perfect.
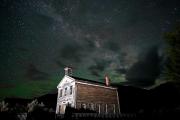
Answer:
[115, 82, 180, 113]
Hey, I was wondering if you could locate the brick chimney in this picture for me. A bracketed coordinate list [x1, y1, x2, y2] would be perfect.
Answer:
[64, 67, 72, 76]
[105, 74, 110, 86]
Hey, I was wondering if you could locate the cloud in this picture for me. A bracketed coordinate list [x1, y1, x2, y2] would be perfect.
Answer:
[32, 0, 158, 75]
[115, 68, 127, 74]
[88, 67, 101, 77]
[0, 83, 15, 89]
[125, 46, 161, 87]
[25, 64, 49, 81]
[56, 41, 91, 68]
[60, 44, 84, 62]
[16, 47, 29, 52]
[2, 0, 169, 87]
[105, 41, 120, 52]
[88, 58, 111, 77]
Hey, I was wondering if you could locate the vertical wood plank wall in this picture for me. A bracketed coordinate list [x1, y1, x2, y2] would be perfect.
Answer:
[75, 83, 119, 114]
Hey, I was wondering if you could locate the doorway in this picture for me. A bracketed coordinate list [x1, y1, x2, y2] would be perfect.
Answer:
[60, 104, 66, 114]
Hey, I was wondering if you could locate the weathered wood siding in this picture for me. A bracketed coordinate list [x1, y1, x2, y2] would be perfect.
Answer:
[75, 83, 120, 114]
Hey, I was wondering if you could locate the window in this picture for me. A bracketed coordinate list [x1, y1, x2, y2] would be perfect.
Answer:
[107, 104, 114, 114]
[64, 87, 67, 96]
[59, 89, 62, 97]
[70, 86, 73, 95]
[113, 104, 116, 114]
[101, 104, 105, 114]
[94, 103, 99, 112]
[77, 102, 81, 109]
[105, 104, 108, 114]
[98, 104, 101, 114]
[90, 103, 94, 110]
[82, 103, 86, 109]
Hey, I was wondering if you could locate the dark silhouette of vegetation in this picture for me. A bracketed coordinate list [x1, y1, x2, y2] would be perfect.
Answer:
[164, 23, 180, 82]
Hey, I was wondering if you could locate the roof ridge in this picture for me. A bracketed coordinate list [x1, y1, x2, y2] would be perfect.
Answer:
[71, 76, 104, 84]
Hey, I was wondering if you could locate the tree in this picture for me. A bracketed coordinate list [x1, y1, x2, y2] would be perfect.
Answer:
[0, 101, 8, 112]
[164, 23, 180, 82]
[27, 99, 45, 113]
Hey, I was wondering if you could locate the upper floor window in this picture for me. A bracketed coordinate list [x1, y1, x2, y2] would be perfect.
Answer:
[70, 86, 73, 95]
[64, 87, 67, 96]
[59, 89, 62, 97]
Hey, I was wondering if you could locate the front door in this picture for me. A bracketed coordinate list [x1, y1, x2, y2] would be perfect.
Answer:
[60, 104, 66, 114]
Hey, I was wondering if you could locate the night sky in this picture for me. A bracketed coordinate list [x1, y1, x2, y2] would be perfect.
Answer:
[0, 0, 180, 99]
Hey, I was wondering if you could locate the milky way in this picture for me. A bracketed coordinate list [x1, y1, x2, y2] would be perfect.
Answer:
[0, 0, 180, 98]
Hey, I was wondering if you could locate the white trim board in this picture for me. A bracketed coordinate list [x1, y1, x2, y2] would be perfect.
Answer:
[75, 81, 117, 90]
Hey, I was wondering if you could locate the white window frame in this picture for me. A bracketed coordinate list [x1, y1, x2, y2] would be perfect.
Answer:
[64, 87, 67, 96]
[70, 86, 73, 95]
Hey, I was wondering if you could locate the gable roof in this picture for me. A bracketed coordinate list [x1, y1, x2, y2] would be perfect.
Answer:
[71, 76, 116, 88]
[72, 76, 104, 84]
[57, 75, 117, 90]
[57, 75, 75, 88]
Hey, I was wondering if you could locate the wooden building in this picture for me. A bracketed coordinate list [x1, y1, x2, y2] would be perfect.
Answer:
[56, 67, 120, 114]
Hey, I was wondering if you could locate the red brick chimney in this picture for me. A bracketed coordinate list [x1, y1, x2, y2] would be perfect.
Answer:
[105, 74, 110, 86]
